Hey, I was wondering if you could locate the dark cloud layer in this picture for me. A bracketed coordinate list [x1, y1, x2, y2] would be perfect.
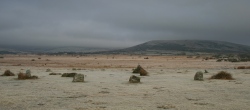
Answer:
[0, 0, 250, 48]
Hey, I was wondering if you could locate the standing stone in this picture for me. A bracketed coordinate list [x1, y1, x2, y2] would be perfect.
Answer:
[26, 70, 31, 78]
[129, 75, 141, 83]
[194, 71, 203, 81]
[72, 74, 84, 82]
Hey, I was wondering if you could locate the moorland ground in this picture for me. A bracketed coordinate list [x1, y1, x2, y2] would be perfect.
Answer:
[0, 55, 250, 110]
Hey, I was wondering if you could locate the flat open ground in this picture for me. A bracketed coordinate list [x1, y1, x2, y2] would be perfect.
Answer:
[0, 55, 250, 110]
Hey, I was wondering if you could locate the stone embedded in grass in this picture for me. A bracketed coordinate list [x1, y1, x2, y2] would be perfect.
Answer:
[194, 71, 203, 81]
[129, 75, 140, 83]
[72, 74, 84, 82]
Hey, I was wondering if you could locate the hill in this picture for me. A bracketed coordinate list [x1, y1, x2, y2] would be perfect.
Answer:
[112, 40, 250, 54]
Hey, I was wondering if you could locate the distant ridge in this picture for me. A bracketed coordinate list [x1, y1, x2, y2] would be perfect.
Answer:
[1, 40, 250, 54]
[113, 40, 250, 54]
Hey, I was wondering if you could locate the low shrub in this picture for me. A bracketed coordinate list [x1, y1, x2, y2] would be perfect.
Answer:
[210, 71, 234, 80]
[237, 66, 245, 69]
[1, 70, 15, 76]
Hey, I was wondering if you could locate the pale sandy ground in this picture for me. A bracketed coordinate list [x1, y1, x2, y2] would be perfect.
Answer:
[0, 55, 250, 110]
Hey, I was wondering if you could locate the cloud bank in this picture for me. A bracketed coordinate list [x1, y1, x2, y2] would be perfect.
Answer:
[0, 0, 250, 48]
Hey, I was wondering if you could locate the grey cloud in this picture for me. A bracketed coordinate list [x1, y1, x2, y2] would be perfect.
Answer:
[0, 0, 250, 48]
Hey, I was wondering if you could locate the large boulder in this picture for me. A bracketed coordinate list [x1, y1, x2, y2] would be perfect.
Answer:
[1, 70, 15, 76]
[72, 74, 84, 82]
[194, 71, 203, 81]
[62, 73, 77, 77]
[129, 75, 140, 83]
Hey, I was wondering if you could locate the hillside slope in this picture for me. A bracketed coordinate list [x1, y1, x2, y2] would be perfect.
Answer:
[116, 40, 250, 54]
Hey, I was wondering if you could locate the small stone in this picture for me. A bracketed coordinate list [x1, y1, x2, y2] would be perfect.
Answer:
[194, 71, 203, 81]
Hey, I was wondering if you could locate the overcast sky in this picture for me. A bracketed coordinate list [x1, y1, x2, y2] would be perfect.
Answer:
[0, 0, 250, 48]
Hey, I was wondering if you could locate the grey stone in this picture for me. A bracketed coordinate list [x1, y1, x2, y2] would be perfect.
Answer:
[26, 70, 31, 78]
[129, 75, 140, 83]
[72, 74, 84, 82]
[194, 71, 203, 81]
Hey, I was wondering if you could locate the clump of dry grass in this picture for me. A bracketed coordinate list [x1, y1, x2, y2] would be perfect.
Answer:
[132, 65, 142, 73]
[1, 70, 15, 76]
[139, 68, 148, 76]
[132, 65, 149, 76]
[210, 71, 234, 80]
[49, 73, 62, 75]
[246, 66, 250, 69]
[237, 66, 245, 69]
[18, 73, 26, 79]
[62, 73, 77, 77]
[18, 72, 38, 80]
